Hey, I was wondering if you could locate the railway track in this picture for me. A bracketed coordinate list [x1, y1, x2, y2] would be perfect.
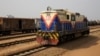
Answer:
[89, 25, 100, 29]
[0, 41, 43, 56]
[0, 33, 36, 40]
[12, 46, 48, 56]
[8, 27, 100, 56]
[0, 38, 35, 47]
[0, 35, 36, 47]
[0, 27, 100, 56]
[90, 28, 100, 33]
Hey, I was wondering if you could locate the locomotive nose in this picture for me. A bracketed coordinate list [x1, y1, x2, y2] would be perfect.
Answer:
[36, 33, 50, 45]
[36, 32, 59, 45]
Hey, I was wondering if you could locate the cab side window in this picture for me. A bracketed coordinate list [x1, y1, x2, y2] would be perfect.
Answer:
[67, 15, 69, 20]
[71, 15, 75, 21]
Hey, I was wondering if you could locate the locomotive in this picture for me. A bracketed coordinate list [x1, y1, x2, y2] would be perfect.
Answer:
[36, 7, 90, 45]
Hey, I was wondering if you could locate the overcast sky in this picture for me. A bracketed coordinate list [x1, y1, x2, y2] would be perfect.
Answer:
[0, 0, 100, 20]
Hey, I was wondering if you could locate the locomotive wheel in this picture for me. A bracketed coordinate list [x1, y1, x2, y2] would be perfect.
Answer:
[59, 36, 64, 43]
[71, 34, 75, 39]
[67, 35, 72, 40]
[61, 35, 68, 42]
[82, 30, 89, 37]
[62, 35, 66, 42]
[66, 34, 74, 40]
[59, 34, 75, 43]
[61, 37, 64, 42]
[84, 30, 89, 37]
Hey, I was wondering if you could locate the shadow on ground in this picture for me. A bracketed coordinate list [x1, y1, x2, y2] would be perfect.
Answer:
[57, 35, 100, 50]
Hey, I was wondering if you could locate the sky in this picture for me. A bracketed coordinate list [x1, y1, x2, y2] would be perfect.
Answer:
[0, 0, 100, 20]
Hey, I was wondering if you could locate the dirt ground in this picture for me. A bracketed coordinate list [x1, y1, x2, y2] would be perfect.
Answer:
[29, 30, 100, 56]
[62, 31, 100, 56]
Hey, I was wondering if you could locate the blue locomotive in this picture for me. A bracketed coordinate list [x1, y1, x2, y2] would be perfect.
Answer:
[36, 7, 90, 45]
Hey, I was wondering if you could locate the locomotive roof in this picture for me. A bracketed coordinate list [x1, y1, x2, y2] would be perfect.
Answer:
[41, 9, 86, 22]
[41, 9, 69, 22]
[41, 11, 57, 13]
